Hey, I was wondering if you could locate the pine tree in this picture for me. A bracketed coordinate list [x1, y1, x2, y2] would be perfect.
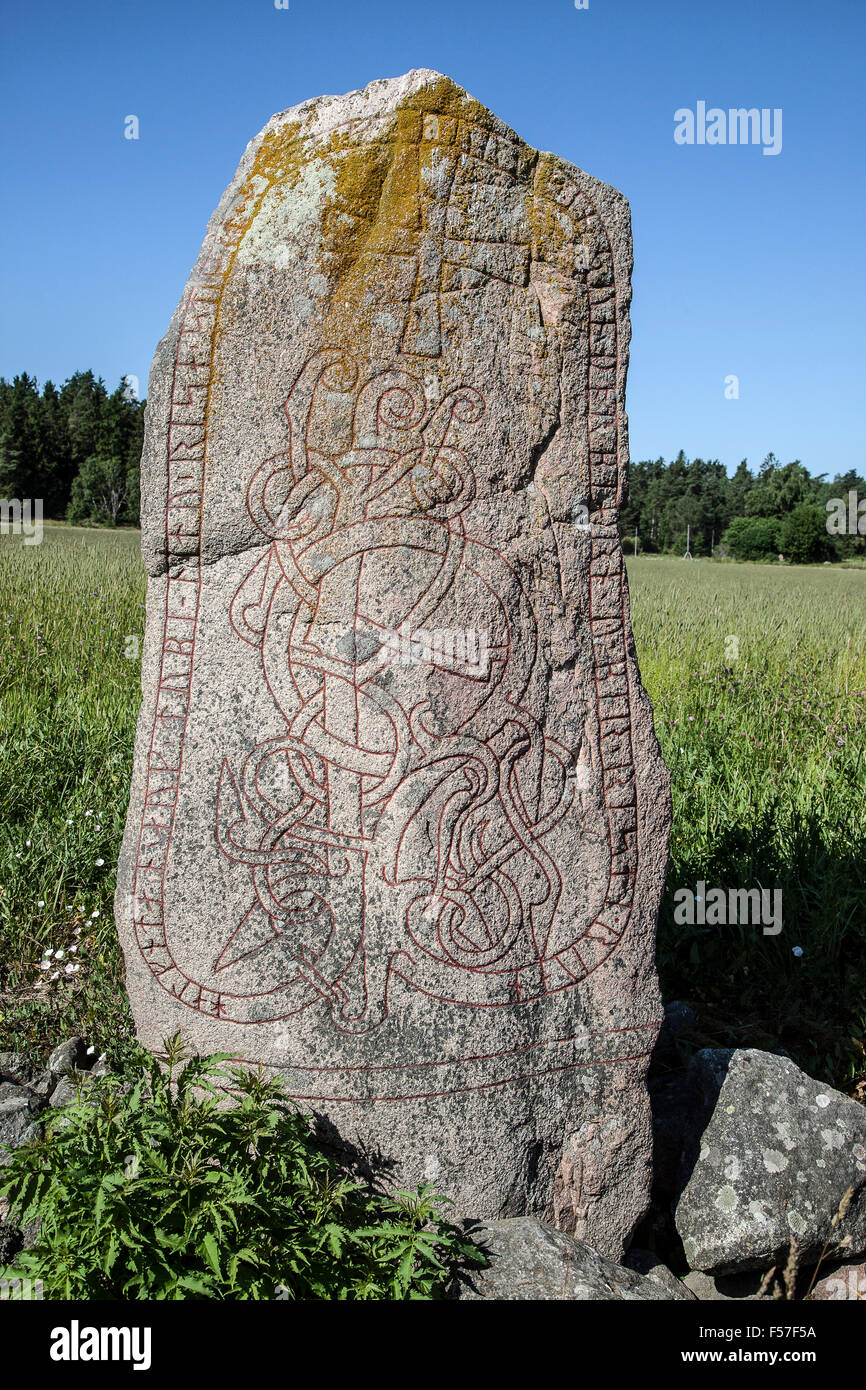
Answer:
[0, 370, 144, 522]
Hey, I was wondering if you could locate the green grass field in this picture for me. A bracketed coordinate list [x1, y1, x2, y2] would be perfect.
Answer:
[1, 530, 864, 1092]
[0, 524, 144, 1055]
[628, 557, 866, 1092]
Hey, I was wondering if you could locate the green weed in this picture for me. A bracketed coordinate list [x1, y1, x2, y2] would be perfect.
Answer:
[0, 1035, 481, 1299]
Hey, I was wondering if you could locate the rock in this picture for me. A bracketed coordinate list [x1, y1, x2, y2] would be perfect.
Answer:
[453, 1217, 693, 1299]
[0, 1199, 23, 1266]
[0, 1197, 39, 1264]
[0, 1091, 45, 1165]
[115, 68, 670, 1256]
[0, 1216, 23, 1265]
[0, 1052, 38, 1084]
[807, 1259, 866, 1301]
[624, 1246, 696, 1299]
[47, 1037, 89, 1077]
[681, 1268, 769, 1301]
[48, 1074, 93, 1108]
[681, 1270, 728, 1301]
[29, 1071, 57, 1099]
[674, 1049, 866, 1275]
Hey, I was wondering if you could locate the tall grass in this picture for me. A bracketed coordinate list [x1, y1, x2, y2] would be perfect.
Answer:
[628, 558, 866, 1090]
[0, 525, 144, 1055]
[1, 532, 863, 1091]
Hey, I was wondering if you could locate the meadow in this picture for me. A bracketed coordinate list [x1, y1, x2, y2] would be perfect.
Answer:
[1, 530, 864, 1093]
[629, 557, 865, 1093]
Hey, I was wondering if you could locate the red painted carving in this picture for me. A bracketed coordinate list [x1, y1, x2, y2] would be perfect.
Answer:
[214, 350, 584, 1031]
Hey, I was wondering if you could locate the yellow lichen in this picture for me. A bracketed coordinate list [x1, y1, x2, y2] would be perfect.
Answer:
[213, 76, 585, 375]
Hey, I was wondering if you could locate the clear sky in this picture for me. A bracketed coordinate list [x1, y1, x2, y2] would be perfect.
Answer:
[1, 0, 863, 476]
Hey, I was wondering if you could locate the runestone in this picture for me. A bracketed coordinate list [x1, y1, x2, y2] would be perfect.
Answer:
[116, 70, 671, 1255]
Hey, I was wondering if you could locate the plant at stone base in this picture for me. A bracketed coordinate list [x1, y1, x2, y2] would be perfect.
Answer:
[0, 1034, 482, 1300]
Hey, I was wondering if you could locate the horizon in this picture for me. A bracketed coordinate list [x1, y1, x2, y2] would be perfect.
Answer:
[0, 367, 853, 482]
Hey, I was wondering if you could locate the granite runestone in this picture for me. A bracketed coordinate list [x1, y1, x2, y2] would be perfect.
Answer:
[115, 69, 670, 1258]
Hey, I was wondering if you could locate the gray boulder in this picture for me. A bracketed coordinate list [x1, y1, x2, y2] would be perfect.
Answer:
[0, 1052, 38, 1084]
[454, 1217, 695, 1300]
[624, 1246, 697, 1299]
[29, 1070, 58, 1099]
[0, 1217, 22, 1266]
[674, 1049, 866, 1275]
[681, 1268, 769, 1301]
[648, 1068, 696, 1199]
[662, 1000, 695, 1037]
[47, 1037, 89, 1077]
[0, 1090, 45, 1165]
[0, 1198, 40, 1266]
[49, 1071, 96, 1108]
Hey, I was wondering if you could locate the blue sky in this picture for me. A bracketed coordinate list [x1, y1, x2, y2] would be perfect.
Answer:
[1, 0, 863, 476]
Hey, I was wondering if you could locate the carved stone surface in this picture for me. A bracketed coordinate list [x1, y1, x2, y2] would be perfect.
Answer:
[116, 70, 670, 1256]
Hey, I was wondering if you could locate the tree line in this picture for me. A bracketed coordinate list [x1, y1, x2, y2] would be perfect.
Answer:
[619, 451, 866, 563]
[0, 372, 144, 525]
[1, 373, 864, 562]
